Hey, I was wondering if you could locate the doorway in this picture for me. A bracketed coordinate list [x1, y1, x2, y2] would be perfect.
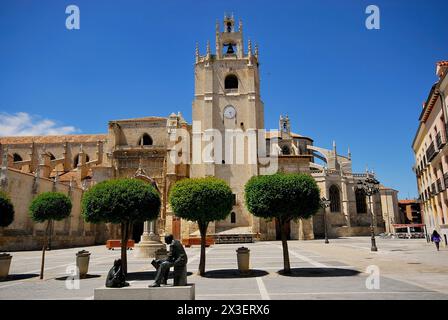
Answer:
[172, 216, 181, 240]
[132, 221, 144, 242]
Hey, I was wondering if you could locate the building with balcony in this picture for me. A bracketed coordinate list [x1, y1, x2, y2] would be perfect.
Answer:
[412, 61, 448, 247]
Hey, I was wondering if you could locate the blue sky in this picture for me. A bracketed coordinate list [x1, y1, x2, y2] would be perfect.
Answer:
[1, 0, 447, 199]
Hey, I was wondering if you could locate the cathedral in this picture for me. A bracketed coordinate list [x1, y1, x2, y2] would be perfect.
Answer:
[0, 15, 400, 252]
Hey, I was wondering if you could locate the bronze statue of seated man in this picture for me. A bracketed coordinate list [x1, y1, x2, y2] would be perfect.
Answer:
[105, 259, 129, 288]
[150, 234, 188, 287]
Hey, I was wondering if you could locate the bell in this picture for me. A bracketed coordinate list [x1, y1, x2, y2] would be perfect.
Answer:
[227, 43, 235, 54]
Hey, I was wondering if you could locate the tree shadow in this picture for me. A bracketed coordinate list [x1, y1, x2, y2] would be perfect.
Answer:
[0, 273, 39, 282]
[126, 271, 193, 281]
[55, 274, 102, 281]
[278, 268, 360, 277]
[203, 269, 269, 279]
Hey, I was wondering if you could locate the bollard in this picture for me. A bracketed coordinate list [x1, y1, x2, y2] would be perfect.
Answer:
[236, 247, 250, 275]
[76, 250, 91, 279]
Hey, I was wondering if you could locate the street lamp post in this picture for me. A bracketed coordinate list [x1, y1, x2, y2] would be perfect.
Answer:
[320, 197, 331, 244]
[357, 176, 380, 252]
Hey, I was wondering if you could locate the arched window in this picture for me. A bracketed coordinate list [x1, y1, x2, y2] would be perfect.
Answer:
[13, 153, 22, 162]
[74, 154, 90, 168]
[230, 212, 236, 224]
[139, 133, 153, 146]
[225, 74, 238, 90]
[329, 185, 341, 212]
[356, 188, 367, 214]
[281, 145, 291, 155]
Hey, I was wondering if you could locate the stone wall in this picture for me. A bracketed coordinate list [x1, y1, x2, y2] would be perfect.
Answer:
[0, 168, 110, 251]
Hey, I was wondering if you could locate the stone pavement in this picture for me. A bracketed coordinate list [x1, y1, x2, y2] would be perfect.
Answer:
[0, 237, 447, 300]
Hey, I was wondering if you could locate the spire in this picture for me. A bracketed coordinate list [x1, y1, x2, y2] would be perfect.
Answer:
[347, 146, 351, 160]
[215, 19, 219, 34]
[332, 140, 337, 155]
[255, 43, 259, 59]
[206, 40, 211, 58]
[239, 19, 243, 33]
[195, 42, 199, 63]
[247, 39, 252, 66]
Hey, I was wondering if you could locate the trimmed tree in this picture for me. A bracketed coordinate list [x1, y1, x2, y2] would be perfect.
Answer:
[244, 173, 321, 273]
[169, 177, 233, 276]
[81, 178, 161, 274]
[29, 192, 72, 279]
[0, 191, 14, 228]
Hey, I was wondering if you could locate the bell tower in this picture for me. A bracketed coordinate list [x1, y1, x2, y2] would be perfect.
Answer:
[191, 14, 265, 233]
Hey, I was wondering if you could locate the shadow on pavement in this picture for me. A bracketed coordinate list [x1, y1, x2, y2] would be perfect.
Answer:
[55, 274, 102, 281]
[202, 269, 269, 278]
[126, 271, 193, 281]
[278, 268, 361, 277]
[0, 273, 39, 282]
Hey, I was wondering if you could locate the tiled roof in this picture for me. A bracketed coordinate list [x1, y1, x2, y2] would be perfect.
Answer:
[0, 134, 107, 145]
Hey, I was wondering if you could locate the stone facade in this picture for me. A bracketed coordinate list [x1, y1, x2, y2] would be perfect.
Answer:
[0, 15, 397, 251]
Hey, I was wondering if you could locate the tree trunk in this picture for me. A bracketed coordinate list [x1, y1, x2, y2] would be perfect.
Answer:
[279, 217, 291, 274]
[40, 220, 51, 279]
[120, 221, 129, 275]
[198, 221, 209, 276]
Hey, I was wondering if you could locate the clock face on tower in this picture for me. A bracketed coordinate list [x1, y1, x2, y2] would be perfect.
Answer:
[223, 105, 236, 119]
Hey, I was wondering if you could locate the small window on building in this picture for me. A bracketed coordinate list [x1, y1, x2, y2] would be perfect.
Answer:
[356, 188, 367, 214]
[225, 74, 238, 90]
[230, 212, 236, 224]
[329, 185, 341, 212]
[139, 133, 153, 146]
[232, 194, 237, 205]
[13, 153, 22, 162]
[281, 145, 291, 155]
[74, 154, 90, 168]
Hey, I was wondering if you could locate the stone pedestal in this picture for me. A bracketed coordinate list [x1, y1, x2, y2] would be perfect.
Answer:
[94, 284, 195, 300]
[133, 220, 165, 258]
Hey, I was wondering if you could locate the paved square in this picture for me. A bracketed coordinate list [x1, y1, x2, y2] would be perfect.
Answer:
[0, 237, 447, 300]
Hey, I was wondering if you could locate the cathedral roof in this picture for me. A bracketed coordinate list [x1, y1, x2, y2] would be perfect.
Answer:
[265, 131, 313, 141]
[109, 116, 167, 123]
[0, 134, 107, 145]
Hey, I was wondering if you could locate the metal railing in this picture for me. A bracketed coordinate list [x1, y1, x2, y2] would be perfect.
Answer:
[426, 141, 437, 162]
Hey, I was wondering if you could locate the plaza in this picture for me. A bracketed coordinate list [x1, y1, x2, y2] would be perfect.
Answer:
[1, 237, 447, 300]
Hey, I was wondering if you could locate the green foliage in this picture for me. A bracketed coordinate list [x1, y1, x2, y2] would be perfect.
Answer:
[244, 173, 321, 221]
[29, 192, 72, 223]
[0, 191, 14, 227]
[81, 178, 161, 224]
[169, 177, 233, 223]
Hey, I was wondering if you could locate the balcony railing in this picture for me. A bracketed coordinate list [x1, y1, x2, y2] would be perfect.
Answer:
[436, 132, 446, 150]
[444, 172, 448, 191]
[431, 182, 437, 196]
[426, 141, 437, 162]
[437, 178, 443, 194]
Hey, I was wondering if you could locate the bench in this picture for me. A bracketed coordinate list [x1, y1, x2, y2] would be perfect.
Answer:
[182, 237, 214, 248]
[106, 239, 135, 250]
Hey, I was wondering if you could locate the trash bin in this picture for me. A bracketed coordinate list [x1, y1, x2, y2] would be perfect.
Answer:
[0, 253, 12, 281]
[76, 250, 91, 279]
[236, 247, 250, 275]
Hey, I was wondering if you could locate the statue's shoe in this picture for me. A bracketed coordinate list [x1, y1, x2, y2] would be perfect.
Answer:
[150, 283, 160, 287]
